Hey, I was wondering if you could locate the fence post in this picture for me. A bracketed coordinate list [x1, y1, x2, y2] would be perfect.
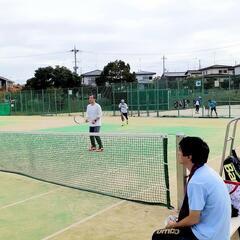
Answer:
[81, 87, 85, 117]
[177, 78, 180, 117]
[68, 88, 71, 116]
[112, 84, 116, 116]
[54, 89, 57, 115]
[201, 76, 204, 117]
[156, 81, 160, 117]
[137, 85, 140, 117]
[30, 90, 33, 114]
[146, 90, 149, 117]
[228, 76, 231, 118]
[176, 134, 186, 210]
[130, 83, 133, 117]
[167, 90, 170, 110]
[20, 91, 23, 113]
[42, 89, 45, 114]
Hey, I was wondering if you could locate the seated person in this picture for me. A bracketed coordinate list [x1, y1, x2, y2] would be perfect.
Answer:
[152, 137, 231, 240]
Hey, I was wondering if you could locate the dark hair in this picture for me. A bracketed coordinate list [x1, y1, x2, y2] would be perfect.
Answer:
[179, 136, 209, 165]
[89, 94, 96, 99]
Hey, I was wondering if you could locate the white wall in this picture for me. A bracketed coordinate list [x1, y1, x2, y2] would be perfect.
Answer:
[203, 68, 234, 75]
[235, 66, 240, 75]
[83, 76, 97, 86]
[136, 75, 153, 84]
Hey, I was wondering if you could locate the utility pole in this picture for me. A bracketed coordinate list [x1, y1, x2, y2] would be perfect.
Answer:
[70, 46, 79, 74]
[162, 55, 167, 88]
[162, 55, 167, 74]
[198, 59, 201, 69]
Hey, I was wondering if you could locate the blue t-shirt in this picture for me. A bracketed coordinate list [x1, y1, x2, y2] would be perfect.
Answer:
[188, 165, 231, 240]
[208, 100, 217, 108]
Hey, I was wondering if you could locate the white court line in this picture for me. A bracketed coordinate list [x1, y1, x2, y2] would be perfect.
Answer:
[41, 200, 125, 240]
[0, 188, 60, 210]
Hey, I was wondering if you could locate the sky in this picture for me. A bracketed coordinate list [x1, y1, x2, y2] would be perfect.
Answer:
[1, 0, 240, 84]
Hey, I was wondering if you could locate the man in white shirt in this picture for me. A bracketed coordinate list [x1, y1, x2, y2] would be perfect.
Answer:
[86, 95, 103, 152]
[118, 99, 128, 126]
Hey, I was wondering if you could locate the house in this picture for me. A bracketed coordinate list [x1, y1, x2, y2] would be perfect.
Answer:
[234, 65, 240, 75]
[135, 71, 156, 84]
[199, 65, 234, 77]
[162, 72, 186, 81]
[81, 70, 102, 86]
[0, 76, 14, 91]
[185, 70, 202, 78]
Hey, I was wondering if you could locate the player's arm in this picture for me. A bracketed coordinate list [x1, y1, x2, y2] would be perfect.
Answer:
[166, 210, 200, 228]
[167, 182, 205, 229]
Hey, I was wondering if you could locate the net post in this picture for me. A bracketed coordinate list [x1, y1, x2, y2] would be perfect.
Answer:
[163, 137, 171, 208]
[176, 134, 186, 210]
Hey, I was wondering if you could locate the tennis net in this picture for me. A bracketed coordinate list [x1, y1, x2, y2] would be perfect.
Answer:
[0, 131, 170, 206]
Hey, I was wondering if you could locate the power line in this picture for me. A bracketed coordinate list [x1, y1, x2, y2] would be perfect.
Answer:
[0, 51, 69, 60]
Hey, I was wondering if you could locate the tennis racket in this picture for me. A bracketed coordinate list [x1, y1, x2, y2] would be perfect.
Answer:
[73, 115, 85, 125]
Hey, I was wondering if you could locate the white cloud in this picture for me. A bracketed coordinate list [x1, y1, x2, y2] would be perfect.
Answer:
[0, 0, 240, 83]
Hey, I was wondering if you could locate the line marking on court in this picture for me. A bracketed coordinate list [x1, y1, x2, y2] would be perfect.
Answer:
[42, 200, 126, 240]
[0, 188, 61, 210]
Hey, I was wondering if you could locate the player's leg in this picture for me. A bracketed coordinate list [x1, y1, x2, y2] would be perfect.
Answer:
[210, 108, 213, 117]
[123, 113, 128, 124]
[214, 107, 218, 117]
[89, 127, 96, 151]
[94, 126, 103, 151]
[152, 227, 197, 240]
[121, 113, 124, 126]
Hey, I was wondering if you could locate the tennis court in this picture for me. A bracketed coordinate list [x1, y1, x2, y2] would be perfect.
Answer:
[0, 115, 239, 240]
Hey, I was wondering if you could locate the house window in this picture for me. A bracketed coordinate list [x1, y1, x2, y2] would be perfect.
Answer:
[223, 70, 227, 73]
[149, 76, 153, 80]
[219, 70, 223, 74]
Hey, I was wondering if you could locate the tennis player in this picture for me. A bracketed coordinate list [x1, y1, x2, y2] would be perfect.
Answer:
[195, 98, 200, 114]
[86, 95, 103, 152]
[208, 99, 218, 117]
[118, 99, 128, 126]
[152, 137, 231, 240]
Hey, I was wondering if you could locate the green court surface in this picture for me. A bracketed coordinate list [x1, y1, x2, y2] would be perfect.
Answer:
[0, 116, 239, 240]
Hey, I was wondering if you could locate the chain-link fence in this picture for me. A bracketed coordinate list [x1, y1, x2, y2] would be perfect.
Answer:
[1, 76, 240, 118]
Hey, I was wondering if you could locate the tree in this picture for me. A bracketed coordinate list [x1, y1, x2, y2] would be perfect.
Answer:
[96, 60, 136, 86]
[25, 66, 82, 90]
